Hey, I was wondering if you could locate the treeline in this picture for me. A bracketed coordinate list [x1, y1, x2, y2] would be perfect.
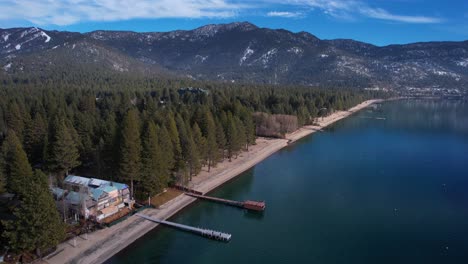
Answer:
[0, 73, 387, 257]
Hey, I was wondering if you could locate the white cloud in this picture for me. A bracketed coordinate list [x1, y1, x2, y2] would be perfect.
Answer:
[0, 0, 444, 26]
[279, 0, 443, 24]
[267, 11, 302, 18]
[360, 7, 442, 23]
[0, 0, 249, 26]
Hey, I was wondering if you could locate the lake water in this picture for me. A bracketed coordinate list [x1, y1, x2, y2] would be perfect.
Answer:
[108, 99, 468, 264]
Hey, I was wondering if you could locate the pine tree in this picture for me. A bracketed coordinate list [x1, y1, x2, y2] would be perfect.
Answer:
[204, 111, 218, 171]
[175, 116, 200, 181]
[2, 170, 65, 256]
[215, 120, 226, 161]
[2, 132, 34, 197]
[192, 123, 207, 174]
[119, 109, 142, 199]
[243, 113, 256, 150]
[48, 117, 81, 176]
[101, 114, 118, 178]
[165, 112, 182, 171]
[5, 102, 25, 138]
[226, 114, 239, 161]
[192, 123, 206, 169]
[0, 153, 5, 194]
[141, 121, 166, 198]
[24, 113, 48, 164]
[158, 126, 175, 173]
[235, 117, 246, 156]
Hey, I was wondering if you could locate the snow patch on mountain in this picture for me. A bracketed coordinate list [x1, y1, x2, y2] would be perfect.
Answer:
[15, 44, 21, 50]
[21, 27, 39, 38]
[2, 33, 9, 42]
[456, 58, 468, 67]
[287, 47, 302, 55]
[319, 54, 329, 58]
[432, 69, 460, 78]
[240, 46, 254, 66]
[195, 55, 208, 63]
[253, 48, 277, 68]
[40, 31, 51, 43]
[113, 62, 127, 72]
[336, 56, 370, 77]
[3, 63, 11, 71]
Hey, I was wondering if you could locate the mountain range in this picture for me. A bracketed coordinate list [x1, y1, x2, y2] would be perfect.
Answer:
[1, 22, 467, 89]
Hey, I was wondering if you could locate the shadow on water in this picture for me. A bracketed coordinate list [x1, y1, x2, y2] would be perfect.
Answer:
[243, 210, 265, 221]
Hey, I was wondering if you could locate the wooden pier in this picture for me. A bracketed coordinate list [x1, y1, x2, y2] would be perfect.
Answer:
[135, 213, 232, 242]
[185, 193, 266, 212]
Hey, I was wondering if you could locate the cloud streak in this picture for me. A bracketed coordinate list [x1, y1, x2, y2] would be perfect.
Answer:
[0, 0, 444, 26]
[0, 0, 248, 26]
[283, 0, 443, 23]
[267, 11, 303, 18]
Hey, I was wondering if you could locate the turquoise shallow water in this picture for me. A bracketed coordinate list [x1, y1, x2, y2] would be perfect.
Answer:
[108, 99, 468, 264]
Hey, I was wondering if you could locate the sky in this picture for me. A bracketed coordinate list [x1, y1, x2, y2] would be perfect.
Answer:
[0, 0, 467, 46]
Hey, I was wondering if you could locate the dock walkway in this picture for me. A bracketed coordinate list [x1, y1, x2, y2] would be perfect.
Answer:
[135, 213, 232, 242]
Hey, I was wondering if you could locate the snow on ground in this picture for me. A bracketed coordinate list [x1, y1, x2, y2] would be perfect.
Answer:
[3, 63, 11, 71]
[287, 47, 302, 55]
[15, 44, 21, 50]
[456, 58, 468, 67]
[320, 54, 329, 58]
[239, 46, 254, 66]
[2, 34, 9, 42]
[195, 55, 208, 63]
[255, 48, 277, 68]
[40, 31, 51, 43]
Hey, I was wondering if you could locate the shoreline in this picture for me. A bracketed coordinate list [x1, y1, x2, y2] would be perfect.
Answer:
[45, 99, 383, 264]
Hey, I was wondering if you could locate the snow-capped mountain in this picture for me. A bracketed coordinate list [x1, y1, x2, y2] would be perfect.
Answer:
[1, 22, 467, 89]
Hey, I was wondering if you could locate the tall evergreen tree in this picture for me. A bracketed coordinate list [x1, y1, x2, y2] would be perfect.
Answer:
[225, 114, 239, 161]
[204, 111, 218, 171]
[100, 113, 119, 178]
[119, 109, 142, 198]
[215, 120, 226, 160]
[235, 117, 246, 156]
[24, 113, 48, 164]
[0, 152, 5, 194]
[2, 132, 34, 197]
[141, 121, 166, 198]
[48, 117, 81, 176]
[2, 170, 65, 256]
[165, 112, 182, 171]
[192, 123, 207, 174]
[5, 102, 25, 138]
[158, 126, 175, 176]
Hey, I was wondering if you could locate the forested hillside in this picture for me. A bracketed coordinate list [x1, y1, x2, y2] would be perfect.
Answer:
[2, 23, 468, 89]
[0, 72, 385, 258]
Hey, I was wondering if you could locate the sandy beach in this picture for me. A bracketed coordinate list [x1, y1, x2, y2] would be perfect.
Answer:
[44, 99, 382, 264]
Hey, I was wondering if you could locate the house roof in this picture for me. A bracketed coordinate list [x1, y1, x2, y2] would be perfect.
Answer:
[91, 188, 105, 200]
[100, 185, 118, 193]
[64, 175, 128, 190]
[51, 187, 66, 199]
[66, 191, 82, 205]
[63, 175, 129, 202]
[64, 175, 90, 186]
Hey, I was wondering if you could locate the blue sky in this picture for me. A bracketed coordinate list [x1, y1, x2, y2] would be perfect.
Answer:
[0, 0, 467, 46]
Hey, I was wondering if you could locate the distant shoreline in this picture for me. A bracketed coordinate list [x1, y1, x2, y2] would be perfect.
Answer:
[45, 99, 383, 264]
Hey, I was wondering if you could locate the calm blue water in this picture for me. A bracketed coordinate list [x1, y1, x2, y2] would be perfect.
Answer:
[108, 99, 468, 264]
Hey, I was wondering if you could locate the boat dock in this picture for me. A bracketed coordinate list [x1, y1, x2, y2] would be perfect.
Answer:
[136, 213, 232, 242]
[185, 193, 266, 212]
